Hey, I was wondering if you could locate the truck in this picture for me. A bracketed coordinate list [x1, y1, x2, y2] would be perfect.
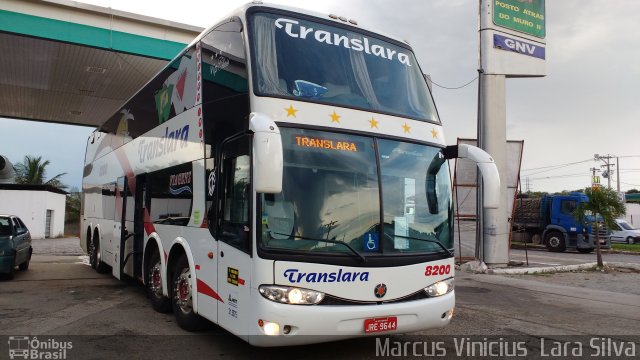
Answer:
[511, 193, 610, 253]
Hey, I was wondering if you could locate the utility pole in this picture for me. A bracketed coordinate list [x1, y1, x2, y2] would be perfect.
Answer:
[594, 154, 615, 189]
[617, 157, 621, 192]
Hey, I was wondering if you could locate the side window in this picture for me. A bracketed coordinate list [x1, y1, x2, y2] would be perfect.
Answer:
[102, 183, 116, 220]
[219, 136, 251, 253]
[12, 218, 21, 230]
[560, 200, 577, 215]
[0, 218, 11, 236]
[201, 18, 250, 148]
[149, 163, 194, 226]
[16, 217, 27, 229]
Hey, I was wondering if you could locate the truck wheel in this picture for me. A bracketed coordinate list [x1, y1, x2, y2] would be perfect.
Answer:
[545, 231, 566, 252]
[172, 255, 206, 331]
[146, 250, 171, 313]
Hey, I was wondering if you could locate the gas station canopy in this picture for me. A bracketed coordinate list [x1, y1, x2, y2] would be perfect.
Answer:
[0, 0, 203, 128]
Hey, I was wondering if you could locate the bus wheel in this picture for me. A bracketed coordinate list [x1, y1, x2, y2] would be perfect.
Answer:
[147, 250, 171, 313]
[172, 255, 205, 331]
[90, 234, 109, 273]
[545, 231, 566, 252]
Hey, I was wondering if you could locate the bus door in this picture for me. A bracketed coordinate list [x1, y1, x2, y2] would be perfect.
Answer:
[114, 176, 136, 280]
[217, 135, 252, 338]
[128, 174, 147, 281]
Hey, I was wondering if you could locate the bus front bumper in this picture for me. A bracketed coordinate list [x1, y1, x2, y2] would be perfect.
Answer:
[248, 289, 455, 347]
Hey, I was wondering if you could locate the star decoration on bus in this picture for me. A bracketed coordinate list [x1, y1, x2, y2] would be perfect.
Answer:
[330, 111, 341, 123]
[369, 117, 379, 129]
[431, 128, 439, 139]
[285, 105, 298, 117]
[402, 123, 411, 134]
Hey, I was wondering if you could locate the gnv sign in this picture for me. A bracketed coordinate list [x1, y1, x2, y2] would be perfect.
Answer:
[494, 34, 545, 60]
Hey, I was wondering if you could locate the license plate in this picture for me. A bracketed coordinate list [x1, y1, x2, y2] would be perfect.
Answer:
[364, 316, 397, 333]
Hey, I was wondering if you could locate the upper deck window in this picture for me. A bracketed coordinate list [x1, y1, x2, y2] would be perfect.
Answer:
[248, 11, 440, 123]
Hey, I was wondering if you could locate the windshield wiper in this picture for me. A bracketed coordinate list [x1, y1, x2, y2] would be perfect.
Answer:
[387, 233, 453, 257]
[269, 231, 366, 262]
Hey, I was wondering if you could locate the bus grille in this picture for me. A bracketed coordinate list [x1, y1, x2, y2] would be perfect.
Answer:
[319, 289, 429, 305]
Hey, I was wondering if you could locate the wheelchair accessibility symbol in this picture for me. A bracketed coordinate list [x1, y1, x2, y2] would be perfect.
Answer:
[363, 232, 379, 252]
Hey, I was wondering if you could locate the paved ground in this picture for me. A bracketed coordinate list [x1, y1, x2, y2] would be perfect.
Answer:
[1, 238, 639, 359]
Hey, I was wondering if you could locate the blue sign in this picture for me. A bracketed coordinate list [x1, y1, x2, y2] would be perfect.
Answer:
[493, 34, 545, 60]
[363, 232, 379, 252]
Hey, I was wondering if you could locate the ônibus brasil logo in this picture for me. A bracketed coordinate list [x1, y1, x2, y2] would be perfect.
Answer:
[8, 336, 72, 360]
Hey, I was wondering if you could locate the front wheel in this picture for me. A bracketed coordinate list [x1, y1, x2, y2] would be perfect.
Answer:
[172, 255, 206, 331]
[545, 231, 566, 252]
[627, 237, 634, 245]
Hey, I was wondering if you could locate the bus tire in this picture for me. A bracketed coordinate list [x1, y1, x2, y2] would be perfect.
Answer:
[172, 255, 205, 331]
[90, 233, 110, 274]
[545, 231, 566, 252]
[146, 250, 171, 313]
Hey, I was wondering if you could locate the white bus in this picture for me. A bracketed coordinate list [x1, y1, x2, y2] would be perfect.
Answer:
[81, 2, 499, 346]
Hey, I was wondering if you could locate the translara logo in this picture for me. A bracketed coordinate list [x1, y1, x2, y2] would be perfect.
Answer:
[8, 336, 73, 359]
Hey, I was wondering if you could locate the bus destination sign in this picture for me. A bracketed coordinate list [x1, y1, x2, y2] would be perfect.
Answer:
[493, 0, 545, 38]
[294, 136, 361, 153]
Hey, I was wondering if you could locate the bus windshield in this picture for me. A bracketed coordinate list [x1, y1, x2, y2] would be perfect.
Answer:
[249, 12, 439, 122]
[259, 128, 453, 257]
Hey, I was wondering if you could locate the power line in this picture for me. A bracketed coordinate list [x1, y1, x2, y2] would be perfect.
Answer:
[430, 76, 478, 90]
[521, 159, 592, 174]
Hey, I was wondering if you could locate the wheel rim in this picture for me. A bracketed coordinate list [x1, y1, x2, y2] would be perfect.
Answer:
[175, 268, 192, 314]
[149, 261, 163, 298]
[549, 237, 560, 247]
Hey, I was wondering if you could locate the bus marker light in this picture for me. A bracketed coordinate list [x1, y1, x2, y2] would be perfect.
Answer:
[208, 252, 214, 259]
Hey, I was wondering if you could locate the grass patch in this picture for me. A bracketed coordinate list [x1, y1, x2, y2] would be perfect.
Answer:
[612, 243, 640, 252]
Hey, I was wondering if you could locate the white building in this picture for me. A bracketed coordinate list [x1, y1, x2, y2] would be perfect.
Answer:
[0, 184, 67, 238]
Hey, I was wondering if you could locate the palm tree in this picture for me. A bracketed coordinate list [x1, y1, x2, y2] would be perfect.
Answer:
[573, 187, 625, 267]
[14, 155, 68, 190]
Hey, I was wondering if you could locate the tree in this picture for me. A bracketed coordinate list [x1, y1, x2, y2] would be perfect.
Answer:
[14, 155, 68, 190]
[573, 187, 626, 267]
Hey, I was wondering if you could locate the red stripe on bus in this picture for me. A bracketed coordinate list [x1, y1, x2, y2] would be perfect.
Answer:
[196, 278, 224, 303]
[238, 278, 245, 286]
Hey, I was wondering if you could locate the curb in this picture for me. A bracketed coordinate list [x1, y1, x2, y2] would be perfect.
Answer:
[486, 261, 640, 275]
[510, 243, 640, 256]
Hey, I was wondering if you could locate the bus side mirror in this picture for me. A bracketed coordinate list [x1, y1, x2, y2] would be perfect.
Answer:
[426, 144, 500, 214]
[249, 113, 283, 193]
[450, 144, 500, 209]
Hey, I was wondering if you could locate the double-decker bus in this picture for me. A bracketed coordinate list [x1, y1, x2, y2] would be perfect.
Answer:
[80, 2, 499, 346]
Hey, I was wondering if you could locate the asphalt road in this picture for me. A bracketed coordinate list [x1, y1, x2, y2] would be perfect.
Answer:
[1, 238, 639, 359]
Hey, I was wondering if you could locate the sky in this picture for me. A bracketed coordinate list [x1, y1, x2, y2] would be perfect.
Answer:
[1, 0, 639, 193]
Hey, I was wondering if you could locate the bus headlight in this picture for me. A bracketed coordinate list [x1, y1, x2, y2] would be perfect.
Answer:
[424, 278, 454, 297]
[259, 285, 325, 305]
